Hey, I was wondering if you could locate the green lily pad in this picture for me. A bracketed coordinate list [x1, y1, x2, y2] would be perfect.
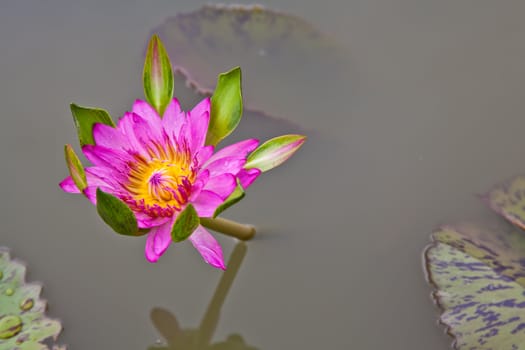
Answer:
[153, 4, 348, 131]
[484, 175, 525, 231]
[0, 248, 63, 350]
[424, 222, 525, 349]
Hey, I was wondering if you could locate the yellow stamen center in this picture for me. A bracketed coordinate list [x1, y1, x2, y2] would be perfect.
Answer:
[124, 141, 195, 216]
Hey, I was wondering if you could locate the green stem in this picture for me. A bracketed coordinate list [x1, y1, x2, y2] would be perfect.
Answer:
[198, 242, 247, 345]
[200, 217, 256, 241]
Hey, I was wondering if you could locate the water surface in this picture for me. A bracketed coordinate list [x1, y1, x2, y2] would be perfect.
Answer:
[2, 1, 525, 349]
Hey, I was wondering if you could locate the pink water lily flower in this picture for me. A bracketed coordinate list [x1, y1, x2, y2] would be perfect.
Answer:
[59, 97, 261, 269]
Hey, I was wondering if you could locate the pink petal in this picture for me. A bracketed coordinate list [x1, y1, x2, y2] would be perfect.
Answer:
[189, 169, 210, 202]
[86, 168, 113, 186]
[144, 218, 175, 263]
[83, 185, 115, 205]
[59, 176, 81, 193]
[204, 174, 237, 200]
[82, 145, 130, 173]
[59, 167, 119, 201]
[189, 226, 225, 270]
[191, 190, 224, 217]
[132, 100, 162, 139]
[194, 145, 214, 167]
[132, 99, 159, 121]
[196, 169, 211, 184]
[162, 98, 186, 138]
[85, 166, 125, 188]
[204, 157, 246, 177]
[85, 168, 120, 204]
[117, 112, 149, 153]
[135, 212, 171, 229]
[237, 168, 262, 189]
[177, 122, 191, 147]
[92, 123, 126, 150]
[190, 97, 211, 120]
[205, 139, 259, 166]
[184, 98, 211, 153]
[191, 114, 210, 153]
[132, 112, 162, 148]
[188, 109, 210, 153]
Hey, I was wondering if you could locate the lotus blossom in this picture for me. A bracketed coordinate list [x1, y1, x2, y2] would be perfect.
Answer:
[60, 97, 261, 269]
[59, 35, 305, 270]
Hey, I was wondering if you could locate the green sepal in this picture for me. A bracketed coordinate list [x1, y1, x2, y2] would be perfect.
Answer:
[143, 34, 174, 116]
[171, 204, 200, 242]
[245, 134, 306, 172]
[136, 228, 151, 236]
[64, 144, 87, 192]
[206, 67, 243, 146]
[213, 181, 245, 218]
[96, 188, 138, 236]
[70, 103, 115, 146]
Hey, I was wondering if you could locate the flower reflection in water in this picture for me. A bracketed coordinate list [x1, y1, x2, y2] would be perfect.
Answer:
[149, 242, 257, 350]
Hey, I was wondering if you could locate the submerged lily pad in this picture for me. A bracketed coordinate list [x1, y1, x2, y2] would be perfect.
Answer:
[149, 243, 257, 350]
[153, 4, 348, 132]
[208, 335, 257, 350]
[425, 222, 525, 349]
[0, 248, 62, 350]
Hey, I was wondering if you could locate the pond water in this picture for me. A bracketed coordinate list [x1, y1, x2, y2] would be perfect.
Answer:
[2, 1, 525, 349]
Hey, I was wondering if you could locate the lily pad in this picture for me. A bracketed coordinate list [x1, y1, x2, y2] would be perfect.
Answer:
[153, 4, 348, 132]
[484, 175, 525, 231]
[425, 222, 525, 349]
[0, 248, 63, 350]
[208, 335, 258, 350]
[149, 243, 257, 350]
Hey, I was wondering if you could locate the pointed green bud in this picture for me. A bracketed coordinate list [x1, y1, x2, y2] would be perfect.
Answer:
[70, 103, 114, 146]
[245, 134, 306, 172]
[171, 204, 200, 242]
[206, 67, 243, 146]
[96, 188, 138, 236]
[143, 34, 174, 116]
[213, 182, 245, 218]
[64, 144, 87, 192]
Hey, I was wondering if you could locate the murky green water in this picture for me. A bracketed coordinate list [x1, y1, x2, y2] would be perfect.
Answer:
[2, 1, 525, 349]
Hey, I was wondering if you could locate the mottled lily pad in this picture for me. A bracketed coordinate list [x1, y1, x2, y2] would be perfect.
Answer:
[153, 4, 348, 132]
[0, 248, 63, 350]
[484, 175, 525, 231]
[424, 222, 525, 349]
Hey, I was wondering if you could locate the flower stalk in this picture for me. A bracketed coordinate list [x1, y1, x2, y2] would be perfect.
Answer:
[200, 217, 256, 241]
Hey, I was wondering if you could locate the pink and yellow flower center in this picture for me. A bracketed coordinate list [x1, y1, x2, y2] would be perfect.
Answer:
[123, 141, 195, 217]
